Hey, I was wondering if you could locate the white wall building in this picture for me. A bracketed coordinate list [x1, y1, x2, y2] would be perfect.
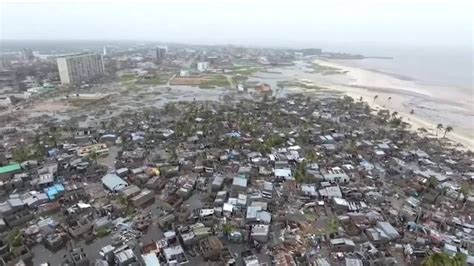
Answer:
[0, 96, 12, 107]
[57, 53, 104, 85]
[197, 62, 209, 72]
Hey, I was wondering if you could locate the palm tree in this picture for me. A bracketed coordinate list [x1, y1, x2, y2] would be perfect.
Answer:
[387, 96, 392, 101]
[372, 95, 378, 106]
[422, 252, 452, 266]
[456, 184, 470, 203]
[436, 124, 443, 136]
[418, 127, 428, 134]
[443, 126, 453, 138]
[359, 96, 363, 102]
[88, 151, 99, 164]
[391, 111, 398, 119]
[452, 253, 467, 266]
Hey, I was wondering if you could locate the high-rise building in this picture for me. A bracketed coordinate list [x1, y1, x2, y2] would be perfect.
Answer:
[21, 48, 34, 62]
[56, 54, 104, 85]
[155, 47, 167, 63]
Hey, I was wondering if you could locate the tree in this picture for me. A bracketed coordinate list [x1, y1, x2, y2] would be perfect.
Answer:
[422, 252, 452, 266]
[427, 176, 439, 189]
[88, 151, 99, 164]
[7, 228, 23, 247]
[452, 253, 467, 266]
[372, 95, 378, 106]
[436, 124, 443, 136]
[13, 147, 30, 163]
[391, 111, 398, 119]
[422, 252, 466, 266]
[443, 126, 453, 138]
[418, 127, 428, 134]
[222, 224, 233, 237]
[456, 184, 470, 203]
[359, 96, 363, 102]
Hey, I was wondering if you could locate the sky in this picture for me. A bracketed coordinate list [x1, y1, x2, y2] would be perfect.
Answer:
[1, 1, 472, 49]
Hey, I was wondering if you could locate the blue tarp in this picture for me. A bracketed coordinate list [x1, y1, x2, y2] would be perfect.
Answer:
[44, 183, 65, 200]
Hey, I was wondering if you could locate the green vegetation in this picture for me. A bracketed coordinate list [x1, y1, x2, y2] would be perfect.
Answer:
[119, 74, 137, 82]
[136, 75, 170, 85]
[222, 224, 234, 236]
[12, 148, 30, 163]
[308, 63, 347, 75]
[325, 218, 340, 234]
[199, 75, 229, 89]
[231, 66, 263, 76]
[229, 66, 263, 86]
[232, 75, 249, 85]
[125, 84, 140, 91]
[277, 80, 328, 90]
[8, 228, 23, 247]
[96, 228, 111, 238]
[294, 161, 313, 183]
[422, 252, 467, 266]
[303, 211, 318, 221]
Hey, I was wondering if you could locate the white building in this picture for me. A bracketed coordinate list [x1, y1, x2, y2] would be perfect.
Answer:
[57, 53, 104, 85]
[197, 62, 209, 72]
[0, 96, 12, 107]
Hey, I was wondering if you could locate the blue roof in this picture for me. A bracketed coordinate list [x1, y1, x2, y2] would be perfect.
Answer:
[44, 183, 65, 200]
[54, 184, 65, 192]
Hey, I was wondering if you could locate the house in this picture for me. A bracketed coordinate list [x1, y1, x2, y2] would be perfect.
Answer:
[116, 168, 129, 178]
[255, 83, 272, 94]
[212, 175, 225, 192]
[375, 221, 400, 240]
[68, 216, 93, 238]
[199, 236, 224, 260]
[22, 192, 48, 207]
[31, 173, 54, 189]
[246, 205, 272, 224]
[115, 248, 137, 266]
[102, 174, 128, 192]
[321, 167, 350, 183]
[251, 224, 270, 243]
[142, 253, 160, 266]
[121, 185, 141, 199]
[163, 245, 188, 265]
[63, 248, 90, 266]
[0, 164, 21, 181]
[131, 189, 154, 207]
[319, 186, 343, 199]
[262, 181, 273, 199]
[274, 251, 297, 266]
[231, 175, 247, 196]
[275, 168, 293, 181]
[330, 238, 356, 252]
[146, 176, 166, 190]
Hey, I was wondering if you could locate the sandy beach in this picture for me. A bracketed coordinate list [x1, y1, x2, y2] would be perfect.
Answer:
[312, 59, 474, 151]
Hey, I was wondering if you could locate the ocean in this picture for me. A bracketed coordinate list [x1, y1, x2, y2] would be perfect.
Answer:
[324, 45, 473, 91]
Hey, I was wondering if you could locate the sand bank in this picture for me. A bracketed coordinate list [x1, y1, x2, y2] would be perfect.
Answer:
[313, 59, 474, 151]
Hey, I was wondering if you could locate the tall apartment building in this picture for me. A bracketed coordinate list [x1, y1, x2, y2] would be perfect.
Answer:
[155, 47, 167, 63]
[56, 54, 104, 85]
[21, 48, 34, 62]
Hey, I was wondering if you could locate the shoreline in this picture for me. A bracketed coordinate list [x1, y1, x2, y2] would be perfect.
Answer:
[311, 59, 474, 151]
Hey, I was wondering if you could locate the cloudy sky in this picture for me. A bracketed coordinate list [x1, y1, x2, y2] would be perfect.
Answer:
[1, 1, 472, 48]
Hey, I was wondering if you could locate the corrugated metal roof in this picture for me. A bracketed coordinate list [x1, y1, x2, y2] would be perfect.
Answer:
[0, 164, 21, 174]
[101, 174, 128, 192]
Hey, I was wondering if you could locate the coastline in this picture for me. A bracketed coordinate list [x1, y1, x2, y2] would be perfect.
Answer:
[312, 59, 474, 151]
